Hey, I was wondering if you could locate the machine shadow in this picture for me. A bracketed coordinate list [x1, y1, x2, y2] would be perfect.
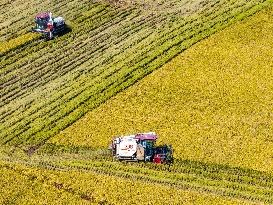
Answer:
[56, 24, 72, 37]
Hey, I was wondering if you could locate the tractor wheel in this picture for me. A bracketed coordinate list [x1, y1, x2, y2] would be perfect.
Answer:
[47, 31, 53, 40]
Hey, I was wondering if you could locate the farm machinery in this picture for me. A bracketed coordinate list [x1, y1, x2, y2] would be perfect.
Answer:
[31, 12, 66, 40]
[110, 132, 173, 164]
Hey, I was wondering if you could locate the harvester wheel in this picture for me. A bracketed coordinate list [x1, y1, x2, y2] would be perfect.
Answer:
[47, 31, 53, 40]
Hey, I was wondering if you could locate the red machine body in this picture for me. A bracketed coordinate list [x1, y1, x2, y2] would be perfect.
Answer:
[31, 12, 66, 40]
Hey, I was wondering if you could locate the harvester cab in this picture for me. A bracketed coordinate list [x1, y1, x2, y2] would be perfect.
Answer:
[110, 132, 173, 164]
[135, 133, 157, 162]
[32, 12, 66, 40]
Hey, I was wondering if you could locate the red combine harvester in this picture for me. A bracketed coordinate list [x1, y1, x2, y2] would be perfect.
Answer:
[110, 132, 173, 164]
[31, 12, 66, 40]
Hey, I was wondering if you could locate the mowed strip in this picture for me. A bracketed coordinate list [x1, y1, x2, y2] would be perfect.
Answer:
[51, 6, 273, 172]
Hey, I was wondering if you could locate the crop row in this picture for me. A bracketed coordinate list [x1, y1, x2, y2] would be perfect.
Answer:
[1, 159, 248, 204]
[1, 145, 272, 203]
[0, 0, 223, 98]
[1, 6, 139, 100]
[0, 0, 226, 109]
[1, 8, 129, 101]
[0, 7, 152, 131]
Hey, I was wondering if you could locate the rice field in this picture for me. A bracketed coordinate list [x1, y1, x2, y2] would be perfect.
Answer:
[1, 0, 273, 204]
[1, 0, 270, 147]
[51, 5, 273, 172]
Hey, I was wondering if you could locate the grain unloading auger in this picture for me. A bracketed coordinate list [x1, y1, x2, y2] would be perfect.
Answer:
[110, 132, 173, 164]
[31, 12, 66, 40]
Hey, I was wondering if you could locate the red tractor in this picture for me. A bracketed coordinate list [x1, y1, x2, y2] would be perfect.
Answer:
[31, 12, 66, 40]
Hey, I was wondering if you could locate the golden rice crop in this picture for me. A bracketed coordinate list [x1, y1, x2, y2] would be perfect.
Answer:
[0, 163, 81, 204]
[51, 6, 273, 172]
[0, 161, 251, 205]
[0, 33, 38, 55]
